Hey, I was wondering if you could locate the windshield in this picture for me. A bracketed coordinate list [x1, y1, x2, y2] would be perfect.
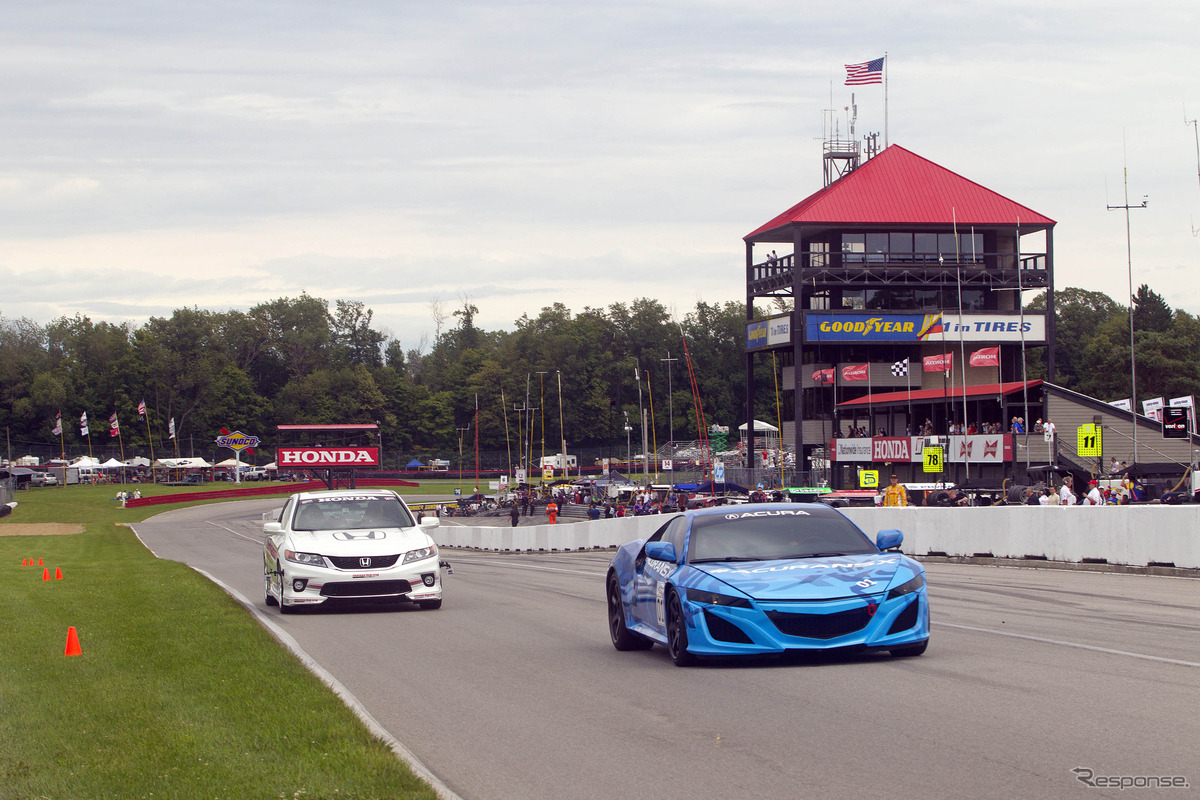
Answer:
[292, 496, 414, 531]
[688, 509, 877, 563]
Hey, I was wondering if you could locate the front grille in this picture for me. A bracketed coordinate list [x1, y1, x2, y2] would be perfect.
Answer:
[320, 580, 412, 598]
[888, 597, 920, 634]
[765, 605, 872, 640]
[326, 554, 401, 570]
[703, 610, 754, 644]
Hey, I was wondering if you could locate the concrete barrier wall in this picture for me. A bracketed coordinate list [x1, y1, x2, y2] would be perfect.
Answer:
[433, 507, 1200, 570]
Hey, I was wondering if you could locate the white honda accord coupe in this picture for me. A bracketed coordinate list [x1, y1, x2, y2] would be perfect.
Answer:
[263, 489, 444, 613]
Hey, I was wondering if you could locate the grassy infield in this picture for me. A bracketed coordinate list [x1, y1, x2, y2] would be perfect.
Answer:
[0, 481, 459, 800]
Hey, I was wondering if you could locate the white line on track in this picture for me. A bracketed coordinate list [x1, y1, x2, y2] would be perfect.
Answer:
[204, 519, 261, 544]
[934, 621, 1200, 668]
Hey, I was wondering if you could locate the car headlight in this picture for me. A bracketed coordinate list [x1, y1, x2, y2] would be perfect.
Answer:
[887, 573, 925, 600]
[685, 588, 752, 608]
[403, 544, 438, 564]
[284, 549, 326, 568]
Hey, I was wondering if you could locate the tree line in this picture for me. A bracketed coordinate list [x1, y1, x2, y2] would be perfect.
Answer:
[0, 295, 777, 467]
[3, 284, 1194, 467]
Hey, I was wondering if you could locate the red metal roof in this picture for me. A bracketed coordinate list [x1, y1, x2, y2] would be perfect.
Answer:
[746, 146, 1055, 241]
[836, 380, 1043, 408]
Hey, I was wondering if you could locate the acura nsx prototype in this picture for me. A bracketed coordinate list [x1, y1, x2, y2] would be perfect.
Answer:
[606, 503, 929, 665]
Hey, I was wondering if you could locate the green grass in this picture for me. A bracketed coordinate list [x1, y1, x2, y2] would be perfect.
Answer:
[2, 480, 463, 526]
[0, 491, 445, 799]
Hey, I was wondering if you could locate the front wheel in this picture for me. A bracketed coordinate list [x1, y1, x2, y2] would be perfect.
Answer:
[608, 574, 652, 651]
[666, 590, 696, 666]
[264, 560, 278, 606]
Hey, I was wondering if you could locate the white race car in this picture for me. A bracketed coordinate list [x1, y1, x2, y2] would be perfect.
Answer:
[263, 489, 445, 613]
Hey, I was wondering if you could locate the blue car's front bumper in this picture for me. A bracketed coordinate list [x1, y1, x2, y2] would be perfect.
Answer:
[678, 589, 929, 656]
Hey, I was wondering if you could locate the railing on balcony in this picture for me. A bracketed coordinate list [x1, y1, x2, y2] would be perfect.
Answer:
[750, 251, 1048, 294]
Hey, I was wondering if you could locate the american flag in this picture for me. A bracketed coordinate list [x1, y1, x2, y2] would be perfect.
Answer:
[80, 411, 89, 436]
[52, 412, 62, 437]
[138, 398, 147, 417]
[845, 57, 884, 85]
[168, 417, 176, 440]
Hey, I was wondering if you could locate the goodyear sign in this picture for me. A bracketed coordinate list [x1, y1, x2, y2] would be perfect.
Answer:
[805, 312, 1045, 343]
[215, 430, 260, 451]
[745, 314, 793, 351]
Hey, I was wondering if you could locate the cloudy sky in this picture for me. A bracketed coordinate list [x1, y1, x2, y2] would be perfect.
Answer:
[2, 1, 1197, 352]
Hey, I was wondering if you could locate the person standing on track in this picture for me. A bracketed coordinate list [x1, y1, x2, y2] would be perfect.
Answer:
[510, 502, 520, 527]
[881, 474, 909, 507]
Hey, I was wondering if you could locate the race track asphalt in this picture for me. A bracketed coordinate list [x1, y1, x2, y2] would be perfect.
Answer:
[131, 499, 1199, 800]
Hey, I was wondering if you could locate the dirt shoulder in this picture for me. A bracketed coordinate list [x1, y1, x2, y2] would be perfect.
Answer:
[0, 523, 86, 536]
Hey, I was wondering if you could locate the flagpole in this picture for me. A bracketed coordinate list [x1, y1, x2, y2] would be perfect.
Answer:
[1017, 216, 1031, 472]
[142, 402, 156, 483]
[883, 51, 889, 148]
[957, 217, 970, 482]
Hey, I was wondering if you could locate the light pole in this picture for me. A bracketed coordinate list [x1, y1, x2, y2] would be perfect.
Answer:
[1107, 143, 1147, 466]
[536, 371, 548, 475]
[556, 370, 566, 479]
[374, 420, 383, 471]
[456, 424, 470, 495]
[624, 411, 632, 475]
[661, 353, 678, 468]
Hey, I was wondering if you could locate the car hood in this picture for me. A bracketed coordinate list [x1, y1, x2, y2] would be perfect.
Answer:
[287, 527, 432, 556]
[691, 554, 909, 601]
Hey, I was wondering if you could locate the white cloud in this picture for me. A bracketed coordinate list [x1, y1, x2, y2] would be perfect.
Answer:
[0, 0, 1197, 349]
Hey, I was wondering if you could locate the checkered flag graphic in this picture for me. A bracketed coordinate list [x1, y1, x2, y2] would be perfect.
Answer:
[891, 358, 909, 377]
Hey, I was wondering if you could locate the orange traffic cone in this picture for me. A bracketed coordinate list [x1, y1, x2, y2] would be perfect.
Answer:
[64, 627, 82, 657]
[22, 558, 28, 566]
[55, 567, 64, 580]
[38, 558, 43, 566]
[42, 568, 50, 581]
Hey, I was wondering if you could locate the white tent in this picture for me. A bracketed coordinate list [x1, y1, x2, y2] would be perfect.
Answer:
[125, 456, 151, 467]
[154, 457, 213, 469]
[70, 456, 104, 468]
[100, 458, 126, 469]
[214, 458, 241, 468]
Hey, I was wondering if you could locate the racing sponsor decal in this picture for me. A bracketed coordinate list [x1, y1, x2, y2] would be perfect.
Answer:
[656, 583, 666, 627]
[708, 558, 899, 575]
[872, 437, 911, 461]
[723, 509, 810, 520]
[646, 558, 676, 580]
[303, 495, 388, 504]
[351, 573, 381, 579]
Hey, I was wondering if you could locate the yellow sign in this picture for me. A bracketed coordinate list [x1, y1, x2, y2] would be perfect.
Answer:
[923, 446, 944, 473]
[1077, 424, 1102, 457]
[542, 467, 554, 480]
[859, 469, 880, 488]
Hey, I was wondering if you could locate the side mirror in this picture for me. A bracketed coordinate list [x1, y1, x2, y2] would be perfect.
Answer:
[876, 529, 904, 551]
[263, 521, 283, 535]
[644, 541, 678, 563]
[420, 516, 441, 530]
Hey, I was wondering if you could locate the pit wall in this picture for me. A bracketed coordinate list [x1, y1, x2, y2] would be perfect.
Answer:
[431, 506, 1200, 570]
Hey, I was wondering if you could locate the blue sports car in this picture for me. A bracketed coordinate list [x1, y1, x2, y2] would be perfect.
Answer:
[606, 503, 929, 665]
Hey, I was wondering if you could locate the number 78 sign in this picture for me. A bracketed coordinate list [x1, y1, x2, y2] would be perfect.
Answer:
[1077, 424, 1102, 457]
